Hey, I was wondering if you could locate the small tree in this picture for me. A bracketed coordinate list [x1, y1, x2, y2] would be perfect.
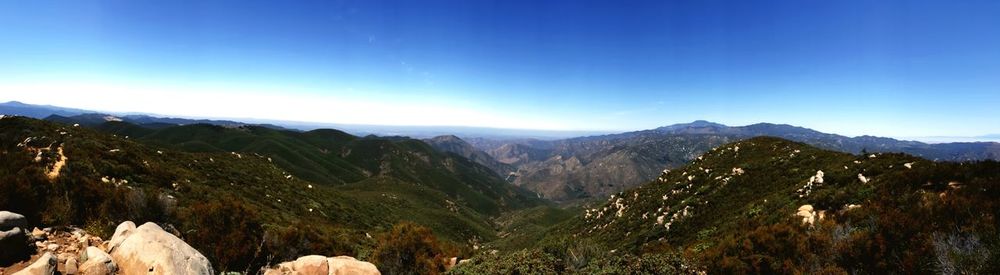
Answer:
[372, 221, 449, 274]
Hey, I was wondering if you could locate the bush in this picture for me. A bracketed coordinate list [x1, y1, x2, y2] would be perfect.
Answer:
[372, 221, 452, 275]
[181, 197, 265, 272]
[447, 249, 561, 275]
[578, 253, 693, 274]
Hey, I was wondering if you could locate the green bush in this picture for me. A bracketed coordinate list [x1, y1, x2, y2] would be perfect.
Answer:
[447, 249, 561, 275]
[372, 221, 453, 275]
[181, 197, 265, 272]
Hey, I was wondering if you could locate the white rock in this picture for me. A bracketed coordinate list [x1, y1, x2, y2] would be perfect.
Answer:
[329, 256, 380, 275]
[13, 252, 57, 275]
[79, 246, 116, 275]
[109, 222, 214, 275]
[263, 255, 380, 275]
[107, 221, 135, 251]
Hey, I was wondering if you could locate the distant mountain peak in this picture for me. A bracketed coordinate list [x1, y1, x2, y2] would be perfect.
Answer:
[655, 120, 729, 133]
[429, 134, 463, 141]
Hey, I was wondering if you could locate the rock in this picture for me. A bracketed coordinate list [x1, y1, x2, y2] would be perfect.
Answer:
[0, 211, 27, 230]
[109, 222, 214, 275]
[46, 243, 60, 251]
[263, 255, 380, 275]
[65, 257, 79, 274]
[13, 252, 57, 275]
[293, 255, 329, 274]
[31, 227, 47, 240]
[328, 256, 380, 275]
[796, 205, 816, 226]
[1, 227, 31, 264]
[443, 257, 458, 270]
[78, 246, 116, 275]
[108, 221, 135, 250]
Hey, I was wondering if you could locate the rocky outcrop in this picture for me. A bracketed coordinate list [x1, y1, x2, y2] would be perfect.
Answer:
[795, 204, 826, 227]
[0, 211, 31, 265]
[79, 246, 116, 275]
[12, 252, 56, 275]
[263, 255, 380, 275]
[108, 221, 214, 275]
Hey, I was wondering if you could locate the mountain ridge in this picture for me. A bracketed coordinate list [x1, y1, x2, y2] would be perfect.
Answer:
[470, 120, 1000, 201]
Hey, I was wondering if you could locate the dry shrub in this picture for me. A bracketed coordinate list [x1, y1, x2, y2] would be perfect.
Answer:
[372, 221, 452, 275]
[181, 197, 265, 272]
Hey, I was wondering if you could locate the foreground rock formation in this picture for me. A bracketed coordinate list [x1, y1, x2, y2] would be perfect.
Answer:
[108, 221, 214, 275]
[2, 216, 383, 275]
[1, 218, 214, 275]
[0, 211, 31, 265]
[263, 255, 380, 275]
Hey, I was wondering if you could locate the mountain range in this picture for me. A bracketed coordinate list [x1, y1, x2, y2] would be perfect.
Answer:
[453, 137, 1000, 273]
[459, 120, 1000, 201]
[0, 101, 605, 139]
[4, 101, 1000, 273]
[5, 100, 999, 203]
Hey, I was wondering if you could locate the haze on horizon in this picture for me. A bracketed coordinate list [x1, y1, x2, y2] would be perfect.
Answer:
[2, 0, 999, 138]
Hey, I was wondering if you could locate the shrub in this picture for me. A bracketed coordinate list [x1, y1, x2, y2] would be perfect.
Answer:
[181, 197, 265, 272]
[372, 221, 451, 275]
[447, 249, 561, 275]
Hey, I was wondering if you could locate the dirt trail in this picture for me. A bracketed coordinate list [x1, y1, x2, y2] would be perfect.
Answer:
[46, 146, 66, 180]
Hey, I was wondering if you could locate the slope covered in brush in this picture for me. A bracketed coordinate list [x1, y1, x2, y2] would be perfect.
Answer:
[0, 116, 530, 271]
[457, 137, 1000, 274]
[50, 119, 542, 216]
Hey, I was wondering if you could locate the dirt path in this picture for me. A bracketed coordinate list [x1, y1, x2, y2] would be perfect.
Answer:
[46, 146, 66, 180]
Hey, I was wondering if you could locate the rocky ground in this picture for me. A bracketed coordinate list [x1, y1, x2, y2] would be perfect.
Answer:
[0, 211, 381, 275]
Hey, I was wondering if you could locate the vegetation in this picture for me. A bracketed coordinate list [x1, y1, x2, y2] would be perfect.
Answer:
[462, 137, 1000, 274]
[0, 117, 535, 272]
[372, 221, 455, 275]
[6, 116, 1000, 274]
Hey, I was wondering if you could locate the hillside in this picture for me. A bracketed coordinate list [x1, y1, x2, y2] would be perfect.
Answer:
[0, 116, 540, 272]
[470, 121, 1000, 202]
[424, 135, 517, 180]
[43, 118, 542, 216]
[456, 137, 1000, 274]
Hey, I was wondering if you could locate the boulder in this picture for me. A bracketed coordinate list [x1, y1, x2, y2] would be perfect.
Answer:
[65, 257, 79, 275]
[293, 255, 329, 274]
[1, 213, 31, 265]
[107, 221, 135, 251]
[0, 211, 27, 230]
[31, 227, 47, 240]
[263, 255, 380, 275]
[12, 252, 57, 275]
[328, 256, 380, 275]
[108, 222, 214, 275]
[78, 246, 116, 275]
[796, 205, 815, 226]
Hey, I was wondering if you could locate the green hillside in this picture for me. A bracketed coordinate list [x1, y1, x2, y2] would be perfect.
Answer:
[0, 116, 537, 271]
[80, 121, 541, 216]
[455, 137, 1000, 274]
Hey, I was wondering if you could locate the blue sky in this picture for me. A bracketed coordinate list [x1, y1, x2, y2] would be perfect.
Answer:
[1, 0, 999, 137]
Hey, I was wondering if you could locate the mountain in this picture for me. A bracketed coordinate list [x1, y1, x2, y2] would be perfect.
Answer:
[0, 101, 90, 118]
[0, 116, 544, 272]
[455, 137, 1000, 274]
[54, 118, 542, 216]
[473, 121, 1000, 202]
[423, 135, 516, 179]
[45, 113, 291, 131]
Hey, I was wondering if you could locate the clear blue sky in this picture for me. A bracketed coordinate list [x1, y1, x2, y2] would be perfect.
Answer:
[1, 0, 999, 137]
